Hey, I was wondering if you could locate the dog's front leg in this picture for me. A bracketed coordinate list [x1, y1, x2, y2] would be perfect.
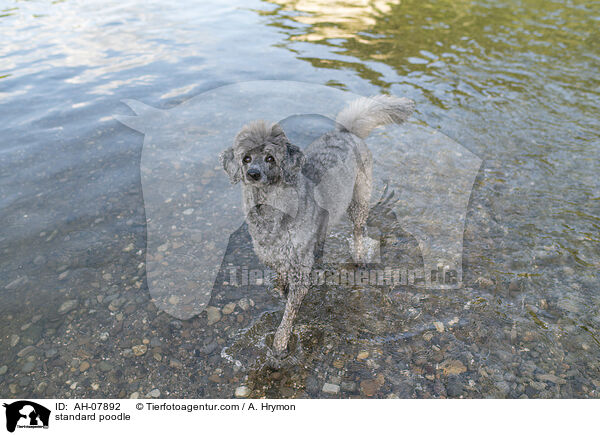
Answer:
[273, 269, 289, 298]
[273, 277, 309, 354]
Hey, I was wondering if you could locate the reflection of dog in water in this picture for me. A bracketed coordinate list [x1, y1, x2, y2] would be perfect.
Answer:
[219, 95, 415, 355]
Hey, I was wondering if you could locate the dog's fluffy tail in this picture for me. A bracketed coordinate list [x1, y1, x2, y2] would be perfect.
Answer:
[335, 95, 415, 139]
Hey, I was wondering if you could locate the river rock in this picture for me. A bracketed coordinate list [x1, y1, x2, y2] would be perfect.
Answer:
[132, 345, 147, 356]
[206, 306, 221, 325]
[58, 299, 78, 314]
[322, 383, 340, 395]
[234, 386, 251, 398]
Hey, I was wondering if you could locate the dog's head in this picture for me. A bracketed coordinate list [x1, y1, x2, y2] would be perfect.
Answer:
[219, 121, 305, 186]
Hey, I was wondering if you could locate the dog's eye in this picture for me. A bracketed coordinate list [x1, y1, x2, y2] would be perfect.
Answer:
[265, 155, 275, 163]
[242, 155, 252, 164]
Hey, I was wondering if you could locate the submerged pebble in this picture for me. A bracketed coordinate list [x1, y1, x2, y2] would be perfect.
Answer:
[322, 383, 340, 395]
[234, 386, 251, 398]
[58, 299, 78, 314]
[206, 307, 221, 325]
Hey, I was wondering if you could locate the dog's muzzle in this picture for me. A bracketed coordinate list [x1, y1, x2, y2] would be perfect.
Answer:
[247, 168, 261, 181]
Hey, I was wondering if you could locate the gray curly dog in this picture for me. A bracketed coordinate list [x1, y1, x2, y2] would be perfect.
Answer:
[220, 95, 415, 355]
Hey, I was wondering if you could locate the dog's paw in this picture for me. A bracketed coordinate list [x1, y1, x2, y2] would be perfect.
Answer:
[350, 236, 381, 264]
[264, 332, 302, 368]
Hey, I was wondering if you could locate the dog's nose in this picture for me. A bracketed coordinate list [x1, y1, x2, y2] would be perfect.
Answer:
[247, 168, 261, 181]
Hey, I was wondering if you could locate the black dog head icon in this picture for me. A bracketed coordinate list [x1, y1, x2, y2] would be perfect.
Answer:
[3, 401, 50, 433]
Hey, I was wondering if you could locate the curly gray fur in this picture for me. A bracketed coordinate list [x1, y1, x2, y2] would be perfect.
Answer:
[219, 95, 415, 355]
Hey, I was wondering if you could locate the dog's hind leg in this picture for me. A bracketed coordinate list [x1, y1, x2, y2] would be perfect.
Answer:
[348, 164, 372, 264]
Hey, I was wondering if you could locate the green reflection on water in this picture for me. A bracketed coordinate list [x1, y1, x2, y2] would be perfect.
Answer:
[261, 0, 599, 111]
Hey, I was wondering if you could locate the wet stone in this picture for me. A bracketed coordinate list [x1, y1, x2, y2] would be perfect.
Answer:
[17, 346, 36, 358]
[21, 324, 43, 344]
[238, 298, 250, 311]
[322, 383, 340, 395]
[132, 345, 147, 356]
[35, 382, 48, 394]
[495, 381, 511, 395]
[536, 373, 566, 385]
[21, 362, 35, 373]
[222, 302, 236, 315]
[33, 255, 46, 265]
[504, 372, 516, 383]
[10, 335, 19, 347]
[280, 386, 294, 397]
[341, 381, 356, 392]
[103, 293, 119, 305]
[148, 389, 160, 398]
[433, 379, 446, 396]
[206, 307, 221, 325]
[234, 386, 251, 398]
[360, 374, 385, 397]
[169, 359, 183, 369]
[432, 351, 445, 364]
[169, 320, 183, 331]
[446, 376, 464, 397]
[305, 376, 319, 395]
[198, 341, 217, 355]
[439, 359, 467, 376]
[6, 276, 28, 290]
[58, 299, 78, 314]
[530, 381, 547, 391]
[45, 348, 58, 358]
[98, 361, 113, 372]
[396, 380, 415, 398]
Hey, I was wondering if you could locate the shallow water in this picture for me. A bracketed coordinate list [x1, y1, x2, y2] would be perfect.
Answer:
[1, 0, 599, 398]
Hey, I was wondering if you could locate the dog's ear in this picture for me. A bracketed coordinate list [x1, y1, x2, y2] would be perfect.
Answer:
[282, 142, 305, 185]
[271, 123, 305, 185]
[219, 146, 241, 184]
[270, 123, 287, 140]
